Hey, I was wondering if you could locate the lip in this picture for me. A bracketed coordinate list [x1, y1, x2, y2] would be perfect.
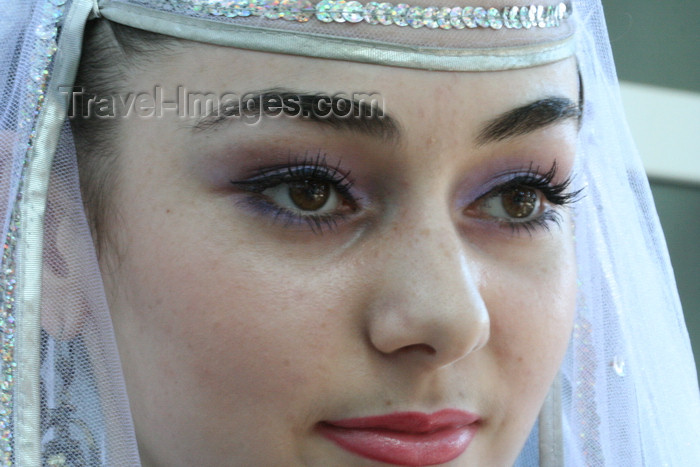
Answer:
[317, 409, 480, 466]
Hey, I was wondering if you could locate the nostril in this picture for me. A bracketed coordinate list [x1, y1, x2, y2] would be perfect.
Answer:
[394, 343, 437, 356]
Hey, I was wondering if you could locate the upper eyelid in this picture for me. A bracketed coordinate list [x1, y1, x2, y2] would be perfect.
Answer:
[257, 165, 346, 180]
[231, 163, 359, 208]
[472, 173, 553, 201]
[473, 162, 578, 199]
[234, 166, 353, 191]
[470, 178, 581, 215]
[243, 153, 353, 181]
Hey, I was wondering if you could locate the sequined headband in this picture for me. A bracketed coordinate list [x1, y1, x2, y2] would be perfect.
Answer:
[155, 0, 570, 29]
[98, 0, 577, 71]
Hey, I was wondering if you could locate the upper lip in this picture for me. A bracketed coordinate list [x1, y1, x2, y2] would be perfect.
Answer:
[322, 409, 480, 433]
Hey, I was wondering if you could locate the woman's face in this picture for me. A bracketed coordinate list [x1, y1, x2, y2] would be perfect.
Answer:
[102, 43, 579, 466]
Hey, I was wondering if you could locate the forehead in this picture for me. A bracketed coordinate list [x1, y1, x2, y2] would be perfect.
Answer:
[135, 44, 579, 121]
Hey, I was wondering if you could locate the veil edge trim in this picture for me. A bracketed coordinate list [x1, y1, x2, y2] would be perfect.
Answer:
[14, 0, 94, 464]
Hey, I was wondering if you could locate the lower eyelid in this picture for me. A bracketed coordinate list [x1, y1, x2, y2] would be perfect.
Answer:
[234, 191, 353, 234]
[463, 196, 566, 236]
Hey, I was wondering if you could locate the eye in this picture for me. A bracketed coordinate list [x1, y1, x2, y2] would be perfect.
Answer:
[464, 162, 582, 233]
[229, 154, 359, 233]
[479, 185, 543, 222]
[262, 179, 341, 214]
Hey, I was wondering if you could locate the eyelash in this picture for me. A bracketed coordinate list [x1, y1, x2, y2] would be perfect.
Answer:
[230, 152, 357, 234]
[230, 156, 582, 235]
[473, 161, 583, 235]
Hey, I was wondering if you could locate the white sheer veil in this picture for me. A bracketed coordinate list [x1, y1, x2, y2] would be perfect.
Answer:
[1, 0, 698, 465]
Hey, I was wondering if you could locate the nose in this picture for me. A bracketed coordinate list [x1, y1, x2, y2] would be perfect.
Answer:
[366, 219, 490, 370]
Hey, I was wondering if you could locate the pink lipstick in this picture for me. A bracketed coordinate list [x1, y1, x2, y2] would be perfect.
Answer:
[318, 409, 480, 466]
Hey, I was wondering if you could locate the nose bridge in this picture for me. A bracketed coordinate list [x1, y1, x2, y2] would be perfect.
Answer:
[367, 212, 491, 368]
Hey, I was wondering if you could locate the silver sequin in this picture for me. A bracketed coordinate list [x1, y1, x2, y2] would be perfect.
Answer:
[161, 0, 571, 29]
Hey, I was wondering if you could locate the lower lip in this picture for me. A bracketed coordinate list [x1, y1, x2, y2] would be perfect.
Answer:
[317, 421, 478, 466]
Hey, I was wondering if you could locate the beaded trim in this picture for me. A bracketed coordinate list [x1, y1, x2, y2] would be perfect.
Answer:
[0, 0, 67, 462]
[164, 0, 570, 29]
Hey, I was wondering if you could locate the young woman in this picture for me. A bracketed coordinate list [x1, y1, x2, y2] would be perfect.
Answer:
[1, 0, 698, 465]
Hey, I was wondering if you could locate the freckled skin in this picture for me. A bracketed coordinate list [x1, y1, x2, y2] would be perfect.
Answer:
[101, 43, 579, 466]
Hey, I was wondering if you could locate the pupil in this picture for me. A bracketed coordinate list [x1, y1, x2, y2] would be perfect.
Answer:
[502, 186, 537, 218]
[289, 180, 330, 211]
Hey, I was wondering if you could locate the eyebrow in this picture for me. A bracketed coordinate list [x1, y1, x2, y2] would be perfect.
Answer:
[190, 88, 400, 143]
[476, 97, 582, 146]
[190, 89, 580, 147]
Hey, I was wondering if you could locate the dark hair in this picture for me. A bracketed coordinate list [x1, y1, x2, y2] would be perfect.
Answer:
[70, 20, 181, 253]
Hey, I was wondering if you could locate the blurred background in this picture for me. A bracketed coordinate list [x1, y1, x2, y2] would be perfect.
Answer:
[601, 0, 700, 380]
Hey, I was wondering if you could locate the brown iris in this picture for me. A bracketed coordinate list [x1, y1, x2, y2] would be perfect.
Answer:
[288, 180, 331, 211]
[501, 186, 538, 218]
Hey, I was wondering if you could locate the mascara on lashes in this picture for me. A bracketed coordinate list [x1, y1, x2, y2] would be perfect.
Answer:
[229, 154, 358, 234]
[229, 157, 582, 235]
[468, 161, 583, 235]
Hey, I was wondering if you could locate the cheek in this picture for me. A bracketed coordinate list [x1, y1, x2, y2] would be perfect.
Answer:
[109, 228, 355, 412]
[104, 225, 366, 464]
[482, 228, 576, 430]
